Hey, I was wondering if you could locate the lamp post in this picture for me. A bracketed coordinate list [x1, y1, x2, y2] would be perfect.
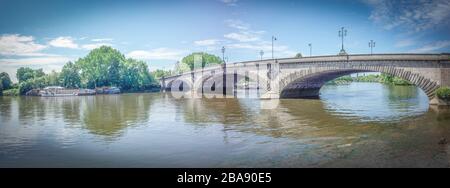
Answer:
[221, 46, 226, 96]
[338, 27, 347, 55]
[260, 50, 264, 60]
[221, 46, 226, 62]
[308, 43, 312, 57]
[369, 40, 375, 55]
[272, 36, 277, 59]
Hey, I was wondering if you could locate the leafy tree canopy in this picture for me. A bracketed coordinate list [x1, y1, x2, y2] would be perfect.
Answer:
[0, 72, 12, 90]
[175, 52, 223, 73]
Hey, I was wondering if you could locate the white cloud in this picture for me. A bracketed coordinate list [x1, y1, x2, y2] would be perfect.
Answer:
[81, 43, 113, 50]
[228, 41, 296, 57]
[222, 19, 294, 57]
[220, 0, 238, 6]
[0, 56, 72, 66]
[1, 56, 72, 82]
[224, 19, 265, 42]
[126, 48, 186, 61]
[48, 37, 114, 50]
[363, 0, 450, 32]
[395, 39, 415, 48]
[0, 34, 47, 56]
[225, 19, 249, 30]
[194, 39, 220, 46]
[49, 36, 79, 49]
[91, 38, 113, 42]
[224, 32, 261, 42]
[410, 40, 450, 53]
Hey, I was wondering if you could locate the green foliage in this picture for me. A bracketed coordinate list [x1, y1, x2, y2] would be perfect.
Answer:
[175, 52, 223, 73]
[152, 69, 173, 79]
[380, 73, 412, 85]
[75, 46, 156, 91]
[119, 58, 155, 91]
[15, 67, 52, 94]
[16, 67, 35, 83]
[45, 70, 61, 86]
[18, 80, 34, 95]
[295, 53, 303, 58]
[76, 46, 126, 88]
[2, 89, 19, 96]
[11, 46, 161, 95]
[60, 61, 81, 88]
[0, 72, 12, 90]
[328, 73, 413, 86]
[436, 87, 450, 101]
[327, 75, 353, 85]
[353, 74, 381, 82]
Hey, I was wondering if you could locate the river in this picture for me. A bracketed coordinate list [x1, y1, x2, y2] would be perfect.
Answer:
[1, 82, 449, 167]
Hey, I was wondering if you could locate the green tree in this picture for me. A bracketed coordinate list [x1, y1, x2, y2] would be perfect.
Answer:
[175, 52, 223, 73]
[109, 58, 121, 87]
[0, 72, 12, 90]
[16, 67, 35, 83]
[18, 80, 34, 95]
[295, 53, 303, 58]
[34, 69, 45, 78]
[60, 61, 81, 88]
[45, 70, 60, 86]
[16, 67, 45, 83]
[152, 69, 172, 79]
[76, 46, 126, 88]
[120, 59, 154, 91]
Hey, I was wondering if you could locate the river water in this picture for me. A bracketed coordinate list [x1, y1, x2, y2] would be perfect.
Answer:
[1, 82, 449, 167]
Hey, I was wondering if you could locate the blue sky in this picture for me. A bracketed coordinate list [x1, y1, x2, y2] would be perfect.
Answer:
[1, 0, 449, 82]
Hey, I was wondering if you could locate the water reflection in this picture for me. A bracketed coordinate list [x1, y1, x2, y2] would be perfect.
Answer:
[1, 82, 450, 167]
[81, 94, 153, 137]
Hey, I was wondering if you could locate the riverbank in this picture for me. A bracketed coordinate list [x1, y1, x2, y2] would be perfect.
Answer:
[1, 87, 161, 97]
[327, 73, 413, 86]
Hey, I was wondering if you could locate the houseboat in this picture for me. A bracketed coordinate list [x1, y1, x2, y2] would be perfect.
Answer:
[39, 86, 96, 97]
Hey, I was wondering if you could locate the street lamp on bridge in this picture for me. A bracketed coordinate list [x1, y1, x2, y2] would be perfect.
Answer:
[221, 46, 226, 63]
[272, 36, 277, 59]
[369, 40, 376, 55]
[260, 50, 264, 60]
[308, 43, 312, 57]
[338, 27, 347, 55]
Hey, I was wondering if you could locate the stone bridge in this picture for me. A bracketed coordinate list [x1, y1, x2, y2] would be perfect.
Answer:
[160, 54, 450, 105]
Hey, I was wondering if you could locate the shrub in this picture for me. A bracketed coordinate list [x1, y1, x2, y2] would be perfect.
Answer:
[2, 89, 19, 96]
[436, 87, 450, 101]
[19, 81, 34, 95]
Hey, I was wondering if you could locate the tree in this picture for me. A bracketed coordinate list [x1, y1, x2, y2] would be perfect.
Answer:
[295, 53, 303, 58]
[76, 46, 126, 88]
[18, 80, 33, 95]
[109, 58, 121, 87]
[175, 52, 223, 73]
[34, 69, 45, 78]
[45, 70, 60, 86]
[16, 67, 35, 83]
[120, 59, 154, 91]
[152, 69, 172, 79]
[0, 72, 12, 90]
[60, 61, 81, 88]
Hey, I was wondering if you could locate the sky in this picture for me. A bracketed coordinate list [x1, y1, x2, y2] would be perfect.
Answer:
[1, 0, 449, 82]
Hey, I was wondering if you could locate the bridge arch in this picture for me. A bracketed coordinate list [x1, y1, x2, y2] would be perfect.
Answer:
[280, 66, 440, 100]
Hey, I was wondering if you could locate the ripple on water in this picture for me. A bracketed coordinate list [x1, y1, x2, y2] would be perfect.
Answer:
[320, 82, 429, 122]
